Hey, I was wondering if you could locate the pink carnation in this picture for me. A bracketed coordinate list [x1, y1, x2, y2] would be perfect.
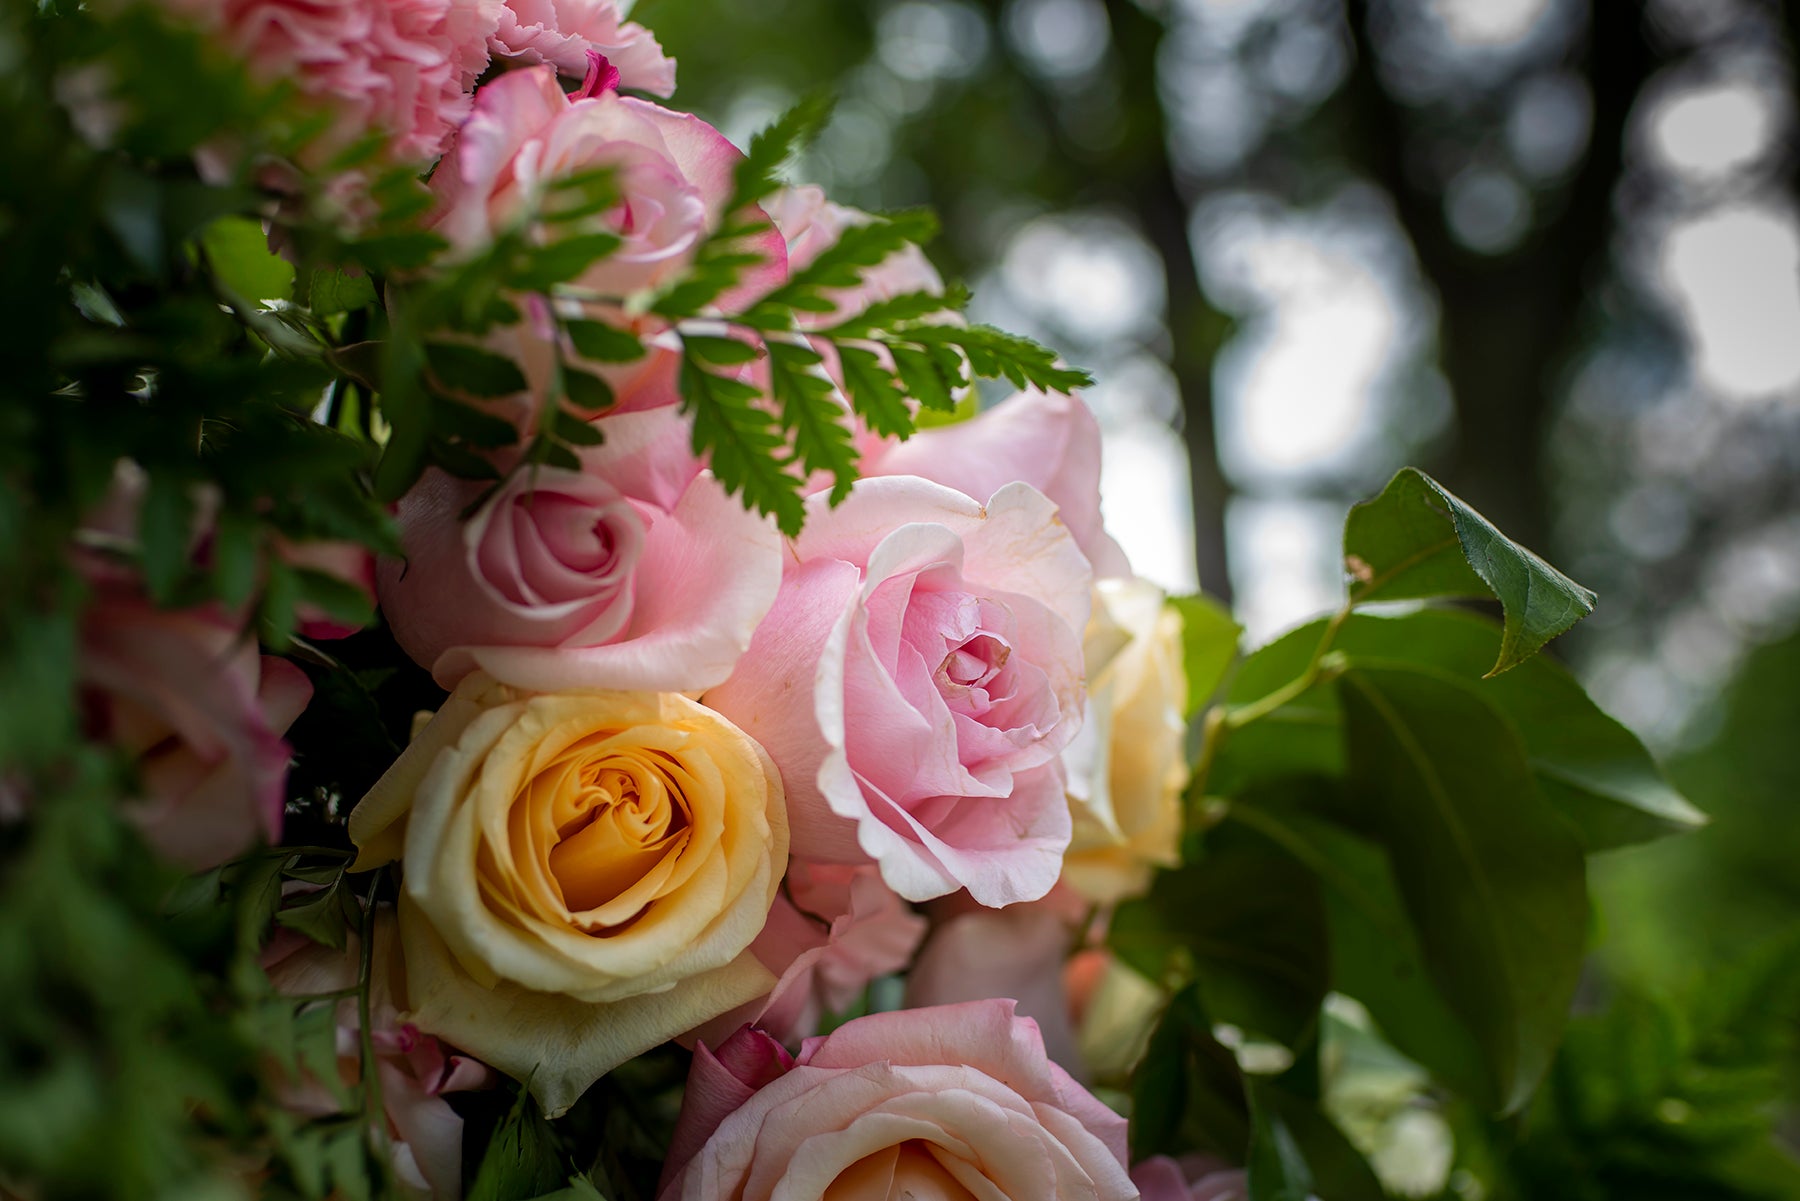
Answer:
[660, 1001, 1134, 1201]
[489, 0, 676, 94]
[186, 0, 502, 168]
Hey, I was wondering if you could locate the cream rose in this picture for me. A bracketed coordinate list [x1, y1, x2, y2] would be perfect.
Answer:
[348, 673, 788, 1115]
[1061, 577, 1191, 904]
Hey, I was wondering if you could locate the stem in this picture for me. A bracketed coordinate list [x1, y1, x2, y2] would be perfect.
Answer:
[1186, 600, 1355, 815]
[356, 872, 390, 1177]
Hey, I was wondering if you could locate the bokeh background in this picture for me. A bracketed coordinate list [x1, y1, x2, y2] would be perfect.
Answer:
[640, 0, 1800, 1190]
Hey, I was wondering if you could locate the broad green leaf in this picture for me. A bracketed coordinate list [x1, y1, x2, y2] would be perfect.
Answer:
[1227, 798, 1497, 1107]
[1217, 612, 1704, 850]
[1246, 1080, 1314, 1201]
[306, 268, 375, 316]
[1344, 468, 1595, 674]
[1130, 985, 1250, 1162]
[1339, 664, 1589, 1113]
[1112, 824, 1328, 1048]
[200, 215, 293, 307]
[139, 472, 196, 604]
[1170, 593, 1241, 719]
[562, 367, 615, 412]
[1250, 1080, 1388, 1201]
[424, 342, 528, 398]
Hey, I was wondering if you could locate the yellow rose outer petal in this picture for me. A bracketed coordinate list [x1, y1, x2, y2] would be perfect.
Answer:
[346, 673, 788, 1112]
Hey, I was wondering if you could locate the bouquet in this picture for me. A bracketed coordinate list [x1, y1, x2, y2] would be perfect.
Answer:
[0, 2, 1711, 1199]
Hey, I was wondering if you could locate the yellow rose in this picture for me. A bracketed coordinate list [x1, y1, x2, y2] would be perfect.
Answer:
[1061, 578, 1190, 904]
[348, 673, 788, 1116]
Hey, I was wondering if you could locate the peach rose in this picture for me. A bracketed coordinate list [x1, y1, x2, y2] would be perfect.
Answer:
[1061, 577, 1191, 904]
[658, 1000, 1136, 1201]
[348, 673, 788, 1115]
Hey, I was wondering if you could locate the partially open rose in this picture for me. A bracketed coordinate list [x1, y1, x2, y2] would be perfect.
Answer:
[706, 478, 1092, 907]
[348, 673, 788, 1115]
[379, 404, 782, 693]
[658, 1000, 1135, 1201]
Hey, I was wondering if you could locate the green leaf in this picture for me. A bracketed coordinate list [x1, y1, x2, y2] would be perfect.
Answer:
[424, 342, 529, 398]
[1227, 797, 1499, 1117]
[551, 407, 605, 447]
[889, 344, 956, 413]
[677, 352, 804, 535]
[468, 1086, 569, 1201]
[1170, 594, 1241, 719]
[767, 339, 857, 501]
[1216, 612, 1705, 850]
[1343, 468, 1596, 674]
[293, 567, 374, 632]
[562, 367, 615, 412]
[564, 319, 646, 363]
[1130, 986, 1250, 1162]
[306, 269, 375, 316]
[511, 233, 623, 291]
[200, 215, 294, 308]
[1339, 664, 1589, 1113]
[139, 472, 195, 605]
[1246, 1079, 1314, 1201]
[837, 345, 914, 441]
[891, 322, 1093, 394]
[729, 94, 836, 213]
[1112, 823, 1328, 1048]
[684, 334, 761, 366]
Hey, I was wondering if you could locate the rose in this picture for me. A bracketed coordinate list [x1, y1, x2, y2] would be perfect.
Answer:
[860, 388, 1132, 579]
[705, 477, 1092, 907]
[379, 405, 782, 693]
[769, 185, 948, 325]
[347, 672, 788, 1115]
[79, 587, 311, 870]
[689, 861, 927, 1047]
[489, 0, 676, 93]
[1132, 1156, 1252, 1201]
[262, 909, 492, 1200]
[904, 893, 1088, 1076]
[1061, 576, 1191, 903]
[168, 0, 501, 169]
[429, 66, 785, 417]
[657, 999, 1136, 1201]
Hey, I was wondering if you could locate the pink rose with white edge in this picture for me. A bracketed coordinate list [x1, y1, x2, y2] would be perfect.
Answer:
[379, 404, 782, 693]
[706, 477, 1091, 907]
[658, 1000, 1136, 1201]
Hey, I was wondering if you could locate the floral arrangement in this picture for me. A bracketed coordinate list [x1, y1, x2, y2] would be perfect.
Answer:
[0, 2, 1708, 1200]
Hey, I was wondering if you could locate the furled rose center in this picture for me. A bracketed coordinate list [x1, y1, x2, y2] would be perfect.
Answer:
[898, 583, 1059, 753]
[824, 1141, 980, 1201]
[510, 733, 693, 923]
[473, 481, 647, 642]
[602, 146, 707, 269]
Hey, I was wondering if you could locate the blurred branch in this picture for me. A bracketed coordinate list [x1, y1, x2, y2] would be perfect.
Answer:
[1101, 0, 1235, 602]
[1341, 0, 1658, 552]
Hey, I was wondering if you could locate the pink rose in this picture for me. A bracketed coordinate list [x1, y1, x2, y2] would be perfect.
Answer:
[263, 909, 493, 1200]
[1132, 1155, 1251, 1201]
[659, 1000, 1136, 1201]
[178, 0, 501, 168]
[862, 388, 1132, 579]
[705, 478, 1092, 907]
[429, 66, 784, 415]
[379, 404, 782, 693]
[489, 0, 676, 93]
[78, 587, 311, 870]
[690, 861, 927, 1047]
[769, 185, 947, 323]
[905, 893, 1087, 1077]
